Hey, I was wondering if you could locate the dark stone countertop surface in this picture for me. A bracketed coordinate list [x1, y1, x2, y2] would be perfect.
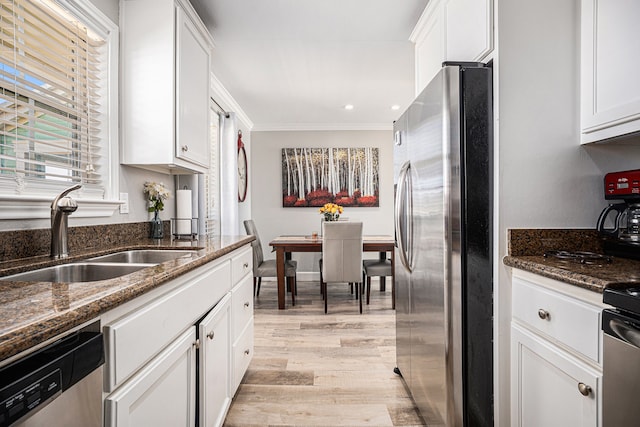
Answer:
[0, 235, 254, 363]
[503, 255, 640, 293]
[503, 228, 640, 293]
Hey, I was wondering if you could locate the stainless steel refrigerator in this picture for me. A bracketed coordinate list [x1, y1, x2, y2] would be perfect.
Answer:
[393, 62, 493, 427]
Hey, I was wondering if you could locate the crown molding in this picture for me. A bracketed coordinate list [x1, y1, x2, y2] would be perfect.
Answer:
[251, 122, 393, 132]
[209, 74, 254, 130]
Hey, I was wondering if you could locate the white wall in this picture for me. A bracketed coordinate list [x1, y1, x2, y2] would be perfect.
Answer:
[249, 130, 394, 276]
[495, 0, 640, 424]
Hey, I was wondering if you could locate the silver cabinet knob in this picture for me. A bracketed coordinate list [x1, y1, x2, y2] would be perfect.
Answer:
[244, 302, 250, 308]
[578, 382, 591, 396]
[207, 331, 215, 340]
[181, 145, 189, 152]
[244, 349, 250, 355]
[538, 309, 550, 320]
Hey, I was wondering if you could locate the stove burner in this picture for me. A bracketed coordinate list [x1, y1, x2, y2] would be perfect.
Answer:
[626, 288, 640, 298]
[543, 250, 613, 265]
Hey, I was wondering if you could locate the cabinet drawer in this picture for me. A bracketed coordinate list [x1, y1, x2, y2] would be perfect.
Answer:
[231, 246, 252, 285]
[232, 320, 253, 394]
[105, 261, 231, 390]
[231, 274, 253, 340]
[512, 277, 602, 363]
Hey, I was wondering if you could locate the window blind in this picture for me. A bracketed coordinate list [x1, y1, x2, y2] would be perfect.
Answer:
[0, 0, 105, 191]
[204, 106, 220, 236]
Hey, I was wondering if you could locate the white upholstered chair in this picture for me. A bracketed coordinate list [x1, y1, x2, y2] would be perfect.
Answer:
[243, 220, 298, 305]
[321, 221, 364, 314]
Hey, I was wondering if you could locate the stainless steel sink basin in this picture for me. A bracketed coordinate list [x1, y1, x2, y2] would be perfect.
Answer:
[0, 262, 151, 283]
[89, 250, 199, 264]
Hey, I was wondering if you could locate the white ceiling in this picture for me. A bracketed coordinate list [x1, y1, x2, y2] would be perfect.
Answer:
[189, 0, 428, 131]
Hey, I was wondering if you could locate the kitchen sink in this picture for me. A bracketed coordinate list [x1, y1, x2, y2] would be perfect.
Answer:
[89, 249, 199, 264]
[0, 262, 151, 283]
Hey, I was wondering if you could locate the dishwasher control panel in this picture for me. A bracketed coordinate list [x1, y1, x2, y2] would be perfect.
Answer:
[0, 330, 103, 427]
[0, 369, 62, 425]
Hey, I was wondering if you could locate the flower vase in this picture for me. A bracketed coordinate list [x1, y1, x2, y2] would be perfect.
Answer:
[150, 211, 164, 239]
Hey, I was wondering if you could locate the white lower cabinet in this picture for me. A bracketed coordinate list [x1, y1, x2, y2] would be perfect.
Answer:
[198, 294, 231, 427]
[102, 244, 254, 427]
[511, 324, 600, 427]
[510, 271, 606, 427]
[230, 272, 254, 393]
[105, 327, 197, 427]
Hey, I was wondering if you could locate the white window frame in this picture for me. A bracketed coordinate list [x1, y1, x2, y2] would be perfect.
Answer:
[0, 0, 120, 219]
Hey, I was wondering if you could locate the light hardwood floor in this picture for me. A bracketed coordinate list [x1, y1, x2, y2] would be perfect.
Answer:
[223, 279, 426, 427]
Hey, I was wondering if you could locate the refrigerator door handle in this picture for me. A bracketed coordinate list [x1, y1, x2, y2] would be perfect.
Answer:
[395, 161, 413, 272]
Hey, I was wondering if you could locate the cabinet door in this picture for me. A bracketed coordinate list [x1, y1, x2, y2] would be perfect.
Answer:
[105, 327, 196, 427]
[511, 324, 600, 427]
[176, 5, 210, 168]
[581, 0, 640, 143]
[412, 0, 445, 96]
[444, 0, 493, 61]
[199, 294, 231, 427]
[104, 260, 230, 391]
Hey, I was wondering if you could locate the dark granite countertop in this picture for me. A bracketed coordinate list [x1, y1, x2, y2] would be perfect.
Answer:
[0, 235, 254, 363]
[503, 255, 640, 293]
[503, 228, 640, 293]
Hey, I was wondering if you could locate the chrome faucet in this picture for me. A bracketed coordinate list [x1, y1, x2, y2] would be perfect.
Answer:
[51, 184, 82, 259]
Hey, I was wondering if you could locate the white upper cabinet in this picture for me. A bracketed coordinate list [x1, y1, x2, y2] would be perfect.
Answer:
[411, 0, 494, 95]
[121, 0, 213, 174]
[444, 0, 493, 63]
[581, 0, 640, 144]
[411, 0, 445, 96]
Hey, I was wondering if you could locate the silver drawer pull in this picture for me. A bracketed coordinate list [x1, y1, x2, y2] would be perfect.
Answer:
[244, 349, 250, 355]
[207, 331, 215, 340]
[244, 302, 250, 308]
[538, 309, 550, 320]
[181, 145, 189, 152]
[243, 262, 249, 268]
[578, 382, 591, 396]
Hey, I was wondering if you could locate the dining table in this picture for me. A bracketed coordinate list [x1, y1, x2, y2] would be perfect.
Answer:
[269, 235, 395, 309]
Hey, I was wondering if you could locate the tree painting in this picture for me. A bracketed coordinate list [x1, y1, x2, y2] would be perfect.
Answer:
[282, 148, 379, 207]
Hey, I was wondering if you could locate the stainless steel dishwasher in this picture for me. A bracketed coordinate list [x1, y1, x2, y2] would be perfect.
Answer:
[0, 325, 104, 427]
[602, 287, 640, 426]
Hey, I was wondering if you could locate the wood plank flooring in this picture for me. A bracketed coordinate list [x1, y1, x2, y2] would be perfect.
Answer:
[223, 279, 426, 427]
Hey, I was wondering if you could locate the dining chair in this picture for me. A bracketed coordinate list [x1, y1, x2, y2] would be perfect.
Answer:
[243, 220, 298, 305]
[321, 221, 363, 314]
[363, 255, 394, 309]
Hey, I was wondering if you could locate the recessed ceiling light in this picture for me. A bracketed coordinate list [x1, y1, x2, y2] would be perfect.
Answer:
[391, 105, 400, 111]
[344, 104, 354, 110]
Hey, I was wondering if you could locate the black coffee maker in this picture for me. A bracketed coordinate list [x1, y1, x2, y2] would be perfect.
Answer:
[597, 169, 640, 259]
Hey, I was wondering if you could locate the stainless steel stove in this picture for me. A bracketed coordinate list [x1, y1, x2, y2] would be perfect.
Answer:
[602, 286, 640, 425]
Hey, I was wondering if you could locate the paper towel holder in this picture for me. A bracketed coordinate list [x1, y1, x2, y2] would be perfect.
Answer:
[171, 217, 198, 240]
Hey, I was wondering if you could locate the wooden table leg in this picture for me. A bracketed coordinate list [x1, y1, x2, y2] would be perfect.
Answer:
[379, 252, 387, 292]
[276, 247, 286, 309]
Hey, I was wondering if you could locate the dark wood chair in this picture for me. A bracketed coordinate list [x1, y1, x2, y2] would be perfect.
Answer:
[363, 255, 394, 309]
[243, 220, 298, 305]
